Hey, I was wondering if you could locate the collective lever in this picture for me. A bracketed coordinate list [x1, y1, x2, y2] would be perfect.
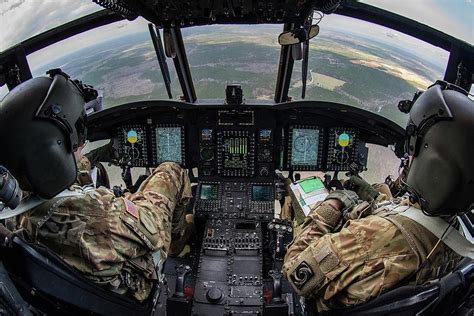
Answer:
[269, 270, 284, 303]
[174, 264, 191, 298]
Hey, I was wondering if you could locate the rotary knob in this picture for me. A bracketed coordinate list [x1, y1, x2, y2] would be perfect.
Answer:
[206, 287, 223, 303]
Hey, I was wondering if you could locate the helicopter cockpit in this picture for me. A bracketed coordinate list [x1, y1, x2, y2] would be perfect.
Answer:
[0, 0, 473, 315]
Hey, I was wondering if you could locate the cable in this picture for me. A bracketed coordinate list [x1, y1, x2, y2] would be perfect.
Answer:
[413, 216, 456, 285]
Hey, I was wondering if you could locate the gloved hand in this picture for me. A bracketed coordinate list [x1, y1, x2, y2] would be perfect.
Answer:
[344, 176, 379, 202]
[324, 189, 359, 212]
[84, 140, 118, 166]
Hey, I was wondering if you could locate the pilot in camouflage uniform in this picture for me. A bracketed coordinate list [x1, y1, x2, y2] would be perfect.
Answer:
[282, 81, 473, 312]
[19, 160, 192, 301]
[21, 158, 191, 301]
[282, 188, 461, 311]
[0, 70, 193, 302]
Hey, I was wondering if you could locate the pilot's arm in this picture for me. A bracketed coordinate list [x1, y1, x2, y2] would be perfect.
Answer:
[282, 191, 419, 311]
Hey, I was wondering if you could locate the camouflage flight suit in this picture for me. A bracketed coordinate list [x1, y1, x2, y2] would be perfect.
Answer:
[282, 190, 462, 312]
[19, 161, 192, 302]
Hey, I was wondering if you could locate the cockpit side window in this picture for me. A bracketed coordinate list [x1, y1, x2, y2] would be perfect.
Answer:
[290, 14, 450, 127]
[27, 18, 173, 109]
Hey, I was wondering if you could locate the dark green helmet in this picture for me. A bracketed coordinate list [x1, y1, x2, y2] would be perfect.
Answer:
[405, 81, 474, 215]
[0, 70, 87, 199]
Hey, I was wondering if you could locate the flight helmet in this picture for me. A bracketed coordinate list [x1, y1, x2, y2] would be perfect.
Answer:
[0, 70, 87, 199]
[405, 81, 474, 215]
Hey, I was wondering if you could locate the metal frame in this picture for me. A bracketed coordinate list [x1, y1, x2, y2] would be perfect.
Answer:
[148, 24, 173, 99]
[1, 1, 472, 97]
[274, 23, 297, 103]
[165, 27, 197, 103]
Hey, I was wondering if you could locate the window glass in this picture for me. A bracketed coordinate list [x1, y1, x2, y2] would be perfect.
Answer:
[290, 14, 449, 126]
[360, 0, 473, 44]
[1, 0, 101, 51]
[28, 18, 173, 109]
[183, 25, 281, 100]
[0, 85, 8, 100]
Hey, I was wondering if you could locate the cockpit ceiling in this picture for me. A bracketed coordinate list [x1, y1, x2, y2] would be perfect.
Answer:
[96, 0, 341, 27]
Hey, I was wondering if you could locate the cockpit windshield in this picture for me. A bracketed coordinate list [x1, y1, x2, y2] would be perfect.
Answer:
[0, 0, 470, 127]
[184, 25, 281, 100]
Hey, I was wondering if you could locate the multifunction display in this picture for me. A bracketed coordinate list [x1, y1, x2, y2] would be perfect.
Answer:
[118, 125, 148, 167]
[287, 126, 323, 170]
[200, 184, 219, 200]
[251, 185, 273, 201]
[217, 130, 255, 177]
[153, 125, 185, 165]
[327, 127, 360, 171]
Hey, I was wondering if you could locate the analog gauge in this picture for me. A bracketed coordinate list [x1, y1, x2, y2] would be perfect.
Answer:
[200, 147, 215, 161]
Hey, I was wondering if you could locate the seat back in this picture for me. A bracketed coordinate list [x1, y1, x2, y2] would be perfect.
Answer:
[0, 236, 156, 316]
[326, 259, 474, 316]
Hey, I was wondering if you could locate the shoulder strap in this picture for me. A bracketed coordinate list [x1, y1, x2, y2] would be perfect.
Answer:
[0, 189, 85, 220]
[398, 207, 474, 259]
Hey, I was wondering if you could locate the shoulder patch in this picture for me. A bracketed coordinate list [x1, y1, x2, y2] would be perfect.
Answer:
[290, 261, 314, 289]
[124, 199, 139, 219]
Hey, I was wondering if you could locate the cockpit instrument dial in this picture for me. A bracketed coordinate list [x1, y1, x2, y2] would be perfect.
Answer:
[327, 127, 359, 171]
[118, 125, 148, 167]
[287, 126, 323, 170]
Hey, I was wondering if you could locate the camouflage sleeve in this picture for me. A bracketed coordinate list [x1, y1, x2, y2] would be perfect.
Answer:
[283, 214, 418, 311]
[285, 202, 342, 263]
[115, 162, 192, 259]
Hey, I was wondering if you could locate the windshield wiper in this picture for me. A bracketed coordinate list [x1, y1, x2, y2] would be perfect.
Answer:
[148, 23, 173, 99]
[301, 39, 309, 99]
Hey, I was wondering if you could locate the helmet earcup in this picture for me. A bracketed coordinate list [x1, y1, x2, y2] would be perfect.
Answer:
[407, 140, 461, 214]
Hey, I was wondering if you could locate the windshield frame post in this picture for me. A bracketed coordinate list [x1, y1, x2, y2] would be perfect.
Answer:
[444, 44, 473, 92]
[148, 24, 173, 99]
[274, 23, 297, 103]
[1, 46, 33, 91]
[165, 27, 196, 103]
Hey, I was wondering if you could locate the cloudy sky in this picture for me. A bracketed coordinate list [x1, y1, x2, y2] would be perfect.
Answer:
[0, 0, 472, 69]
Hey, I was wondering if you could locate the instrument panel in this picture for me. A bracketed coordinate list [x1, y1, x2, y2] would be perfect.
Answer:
[116, 121, 368, 175]
[93, 101, 405, 178]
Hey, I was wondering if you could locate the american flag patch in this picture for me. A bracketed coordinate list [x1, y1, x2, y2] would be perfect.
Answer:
[124, 199, 139, 219]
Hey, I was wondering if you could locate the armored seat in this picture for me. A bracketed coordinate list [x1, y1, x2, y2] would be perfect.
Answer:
[0, 234, 158, 316]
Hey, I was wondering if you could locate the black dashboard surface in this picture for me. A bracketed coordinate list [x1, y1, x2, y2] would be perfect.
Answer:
[88, 99, 405, 177]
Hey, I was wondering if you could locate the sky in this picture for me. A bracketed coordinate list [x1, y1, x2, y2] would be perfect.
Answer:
[0, 0, 472, 72]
